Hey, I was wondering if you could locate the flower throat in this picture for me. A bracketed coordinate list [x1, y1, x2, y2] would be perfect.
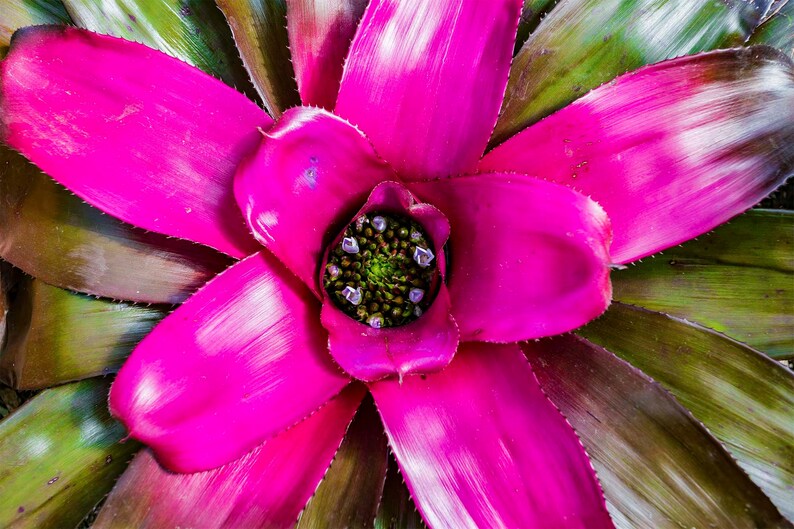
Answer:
[324, 212, 437, 329]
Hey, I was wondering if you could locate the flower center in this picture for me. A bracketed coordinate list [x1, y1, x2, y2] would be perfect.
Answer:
[323, 212, 437, 329]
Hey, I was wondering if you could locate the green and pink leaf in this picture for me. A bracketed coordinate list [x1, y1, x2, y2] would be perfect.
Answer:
[0, 379, 139, 529]
[0, 275, 164, 390]
[580, 303, 794, 520]
[525, 335, 788, 528]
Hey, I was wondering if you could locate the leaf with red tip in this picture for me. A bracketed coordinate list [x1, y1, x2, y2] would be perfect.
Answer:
[93, 386, 364, 529]
[370, 343, 614, 529]
[110, 252, 350, 473]
[61, 0, 255, 95]
[412, 173, 612, 343]
[0, 26, 269, 258]
[286, 0, 368, 108]
[495, 0, 773, 141]
[217, 0, 301, 117]
[0, 379, 139, 529]
[750, 0, 793, 58]
[525, 335, 788, 529]
[0, 147, 231, 304]
[0, 0, 71, 56]
[298, 396, 389, 528]
[1, 274, 164, 390]
[612, 209, 794, 358]
[580, 303, 794, 520]
[482, 47, 794, 264]
[336, 0, 522, 180]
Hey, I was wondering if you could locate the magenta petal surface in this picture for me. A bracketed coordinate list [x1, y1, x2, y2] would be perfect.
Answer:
[96, 386, 364, 529]
[0, 26, 269, 258]
[322, 287, 458, 382]
[287, 0, 368, 108]
[412, 173, 612, 343]
[110, 252, 350, 473]
[480, 47, 794, 263]
[321, 182, 459, 381]
[335, 0, 522, 180]
[370, 342, 614, 529]
[234, 107, 393, 294]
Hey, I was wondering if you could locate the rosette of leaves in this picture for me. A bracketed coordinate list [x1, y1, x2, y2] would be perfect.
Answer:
[0, 1, 792, 528]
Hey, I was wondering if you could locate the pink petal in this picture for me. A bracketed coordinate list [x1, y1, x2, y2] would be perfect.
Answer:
[110, 251, 350, 473]
[287, 0, 368, 108]
[412, 173, 612, 343]
[0, 26, 269, 258]
[234, 107, 394, 294]
[321, 182, 459, 381]
[94, 386, 364, 529]
[335, 0, 522, 180]
[480, 47, 794, 264]
[370, 342, 614, 529]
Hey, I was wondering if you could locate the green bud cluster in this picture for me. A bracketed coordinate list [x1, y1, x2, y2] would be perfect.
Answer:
[323, 212, 437, 328]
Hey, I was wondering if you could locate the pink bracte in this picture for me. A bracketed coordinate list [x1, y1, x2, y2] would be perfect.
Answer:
[286, 0, 368, 109]
[0, 26, 267, 258]
[99, 386, 365, 528]
[480, 47, 794, 263]
[2, 0, 792, 526]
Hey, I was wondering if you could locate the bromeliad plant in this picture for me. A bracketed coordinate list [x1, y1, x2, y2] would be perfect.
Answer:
[0, 0, 793, 528]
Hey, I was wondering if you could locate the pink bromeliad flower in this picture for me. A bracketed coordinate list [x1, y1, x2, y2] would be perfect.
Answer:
[1, 0, 792, 527]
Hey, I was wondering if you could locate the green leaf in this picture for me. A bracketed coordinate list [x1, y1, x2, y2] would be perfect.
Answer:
[750, 0, 793, 58]
[494, 0, 771, 143]
[0, 146, 231, 304]
[298, 396, 389, 528]
[612, 209, 793, 359]
[217, 0, 300, 117]
[1, 274, 165, 390]
[61, 0, 256, 97]
[0, 379, 139, 529]
[525, 335, 787, 528]
[515, 0, 557, 51]
[374, 456, 428, 529]
[580, 302, 794, 521]
[0, 0, 71, 57]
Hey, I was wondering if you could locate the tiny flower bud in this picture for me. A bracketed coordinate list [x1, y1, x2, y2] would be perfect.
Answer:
[342, 286, 363, 305]
[409, 288, 425, 303]
[342, 237, 359, 254]
[413, 246, 435, 267]
[372, 216, 387, 232]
